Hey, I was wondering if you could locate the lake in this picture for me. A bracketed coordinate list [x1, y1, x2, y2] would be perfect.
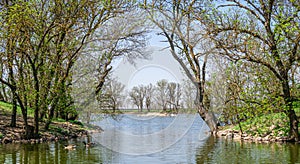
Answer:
[0, 114, 299, 163]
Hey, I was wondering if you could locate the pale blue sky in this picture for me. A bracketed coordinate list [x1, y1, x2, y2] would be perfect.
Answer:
[112, 31, 188, 89]
[128, 64, 179, 88]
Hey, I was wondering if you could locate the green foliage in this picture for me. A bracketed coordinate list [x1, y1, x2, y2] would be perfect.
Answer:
[235, 113, 289, 137]
[68, 120, 83, 127]
[0, 132, 3, 139]
[53, 118, 66, 122]
[49, 125, 67, 135]
[0, 101, 34, 116]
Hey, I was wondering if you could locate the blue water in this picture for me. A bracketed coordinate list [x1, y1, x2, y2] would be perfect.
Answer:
[0, 114, 299, 163]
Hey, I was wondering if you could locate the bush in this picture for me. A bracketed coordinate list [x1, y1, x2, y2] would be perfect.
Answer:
[234, 112, 289, 137]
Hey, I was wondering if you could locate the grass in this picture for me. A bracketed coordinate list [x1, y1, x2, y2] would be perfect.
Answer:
[0, 101, 34, 117]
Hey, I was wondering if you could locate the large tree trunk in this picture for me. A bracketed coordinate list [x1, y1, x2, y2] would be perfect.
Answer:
[287, 109, 299, 142]
[197, 103, 218, 133]
[196, 84, 218, 133]
[282, 76, 299, 141]
[18, 101, 34, 139]
[33, 72, 40, 138]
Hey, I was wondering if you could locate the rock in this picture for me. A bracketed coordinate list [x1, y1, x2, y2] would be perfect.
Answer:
[226, 133, 233, 139]
[233, 130, 240, 133]
[241, 133, 248, 137]
[30, 139, 36, 144]
[269, 125, 276, 131]
[233, 135, 241, 140]
[2, 137, 12, 144]
[13, 133, 21, 140]
[278, 131, 284, 136]
[243, 136, 252, 140]
[263, 135, 270, 141]
[256, 137, 262, 141]
[281, 136, 289, 141]
[13, 140, 20, 144]
[275, 137, 282, 141]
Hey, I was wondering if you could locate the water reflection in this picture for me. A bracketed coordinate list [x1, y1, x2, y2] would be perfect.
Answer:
[0, 114, 299, 163]
[195, 137, 300, 164]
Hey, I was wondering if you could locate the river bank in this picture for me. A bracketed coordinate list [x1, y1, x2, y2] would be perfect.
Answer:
[217, 125, 299, 143]
[0, 112, 101, 144]
[134, 112, 177, 117]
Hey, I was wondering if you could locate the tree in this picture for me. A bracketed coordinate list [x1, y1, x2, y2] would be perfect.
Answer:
[92, 8, 150, 96]
[167, 82, 181, 113]
[155, 79, 168, 112]
[72, 4, 150, 118]
[97, 78, 125, 113]
[129, 86, 142, 110]
[0, 0, 118, 138]
[182, 79, 197, 110]
[145, 84, 154, 112]
[128, 85, 146, 112]
[203, 0, 300, 141]
[143, 0, 218, 131]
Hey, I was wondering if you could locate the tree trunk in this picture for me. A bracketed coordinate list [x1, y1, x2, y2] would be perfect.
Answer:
[197, 103, 218, 133]
[86, 111, 91, 124]
[9, 51, 17, 127]
[44, 110, 54, 130]
[34, 106, 39, 138]
[196, 84, 218, 133]
[2, 87, 8, 102]
[282, 77, 299, 141]
[287, 109, 299, 141]
[10, 93, 17, 127]
[19, 104, 34, 139]
[24, 125, 35, 139]
[163, 104, 166, 113]
[33, 73, 40, 138]
[44, 96, 60, 130]
[0, 90, 4, 101]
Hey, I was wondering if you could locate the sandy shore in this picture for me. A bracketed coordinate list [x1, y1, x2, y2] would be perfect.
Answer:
[126, 112, 177, 117]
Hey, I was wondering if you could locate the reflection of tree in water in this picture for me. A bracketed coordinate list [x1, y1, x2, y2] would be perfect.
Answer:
[195, 136, 218, 163]
[195, 137, 300, 163]
[288, 143, 299, 164]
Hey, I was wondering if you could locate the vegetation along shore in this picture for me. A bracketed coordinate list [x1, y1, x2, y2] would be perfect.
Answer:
[0, 101, 102, 144]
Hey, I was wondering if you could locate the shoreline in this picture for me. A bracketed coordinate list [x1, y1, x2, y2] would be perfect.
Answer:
[0, 113, 102, 144]
[216, 127, 298, 143]
[136, 112, 176, 117]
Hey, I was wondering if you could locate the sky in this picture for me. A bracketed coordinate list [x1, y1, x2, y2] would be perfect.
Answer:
[112, 32, 188, 90]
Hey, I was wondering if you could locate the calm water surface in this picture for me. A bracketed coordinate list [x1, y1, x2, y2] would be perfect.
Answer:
[0, 114, 299, 163]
